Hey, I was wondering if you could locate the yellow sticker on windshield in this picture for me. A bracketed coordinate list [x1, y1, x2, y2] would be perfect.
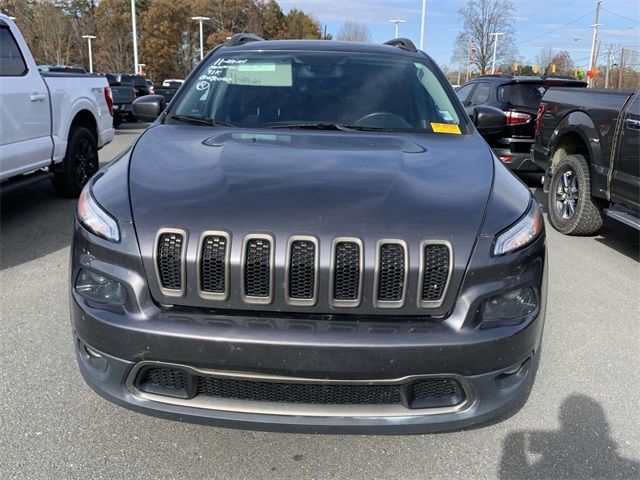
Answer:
[431, 123, 461, 134]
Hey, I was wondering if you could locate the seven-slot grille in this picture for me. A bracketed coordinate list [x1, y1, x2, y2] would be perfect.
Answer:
[156, 231, 184, 291]
[288, 239, 317, 302]
[376, 242, 407, 304]
[332, 240, 361, 303]
[420, 243, 450, 305]
[244, 237, 272, 298]
[200, 234, 228, 296]
[155, 232, 451, 309]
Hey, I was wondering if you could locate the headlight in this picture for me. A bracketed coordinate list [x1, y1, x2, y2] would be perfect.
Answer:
[493, 201, 543, 256]
[77, 185, 120, 242]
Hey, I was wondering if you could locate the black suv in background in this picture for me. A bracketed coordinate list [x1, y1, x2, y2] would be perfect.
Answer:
[112, 73, 153, 98]
[456, 75, 586, 172]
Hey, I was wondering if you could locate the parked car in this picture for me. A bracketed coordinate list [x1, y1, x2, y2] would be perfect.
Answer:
[37, 64, 87, 74]
[456, 75, 587, 172]
[112, 73, 153, 98]
[533, 87, 639, 235]
[103, 73, 136, 128]
[154, 79, 184, 103]
[0, 15, 114, 196]
[72, 34, 546, 434]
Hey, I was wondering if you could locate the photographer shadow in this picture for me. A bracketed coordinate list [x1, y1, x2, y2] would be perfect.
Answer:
[499, 394, 639, 479]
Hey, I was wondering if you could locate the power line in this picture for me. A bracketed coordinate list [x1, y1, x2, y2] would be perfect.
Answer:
[518, 10, 595, 45]
[601, 7, 640, 25]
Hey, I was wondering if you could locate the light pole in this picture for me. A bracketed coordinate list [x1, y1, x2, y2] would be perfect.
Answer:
[489, 32, 504, 74]
[82, 35, 96, 73]
[131, 0, 139, 73]
[419, 0, 426, 50]
[388, 19, 406, 38]
[191, 16, 210, 61]
[137, 63, 145, 76]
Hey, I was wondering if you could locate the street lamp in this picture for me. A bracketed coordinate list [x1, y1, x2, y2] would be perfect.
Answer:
[131, 0, 139, 73]
[388, 19, 406, 38]
[82, 35, 96, 73]
[191, 16, 210, 61]
[137, 63, 145, 75]
[489, 32, 504, 74]
[419, 0, 427, 50]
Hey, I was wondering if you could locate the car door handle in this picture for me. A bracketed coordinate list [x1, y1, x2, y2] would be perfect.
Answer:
[30, 92, 47, 102]
[625, 118, 640, 130]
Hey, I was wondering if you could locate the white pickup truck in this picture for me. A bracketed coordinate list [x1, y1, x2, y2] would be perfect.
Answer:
[0, 15, 114, 196]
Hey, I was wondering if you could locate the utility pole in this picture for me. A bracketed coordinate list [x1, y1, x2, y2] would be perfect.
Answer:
[618, 48, 625, 89]
[82, 35, 96, 73]
[388, 19, 406, 38]
[489, 32, 504, 74]
[191, 16, 210, 61]
[604, 44, 612, 88]
[131, 0, 139, 74]
[588, 0, 602, 87]
[419, 0, 427, 50]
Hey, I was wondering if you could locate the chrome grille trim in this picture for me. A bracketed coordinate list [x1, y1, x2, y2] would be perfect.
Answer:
[154, 228, 187, 298]
[197, 231, 231, 301]
[329, 237, 363, 308]
[241, 234, 274, 305]
[285, 235, 319, 307]
[373, 239, 408, 308]
[418, 240, 453, 309]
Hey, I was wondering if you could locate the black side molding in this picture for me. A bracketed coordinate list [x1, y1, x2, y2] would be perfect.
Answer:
[226, 33, 264, 47]
[384, 38, 418, 52]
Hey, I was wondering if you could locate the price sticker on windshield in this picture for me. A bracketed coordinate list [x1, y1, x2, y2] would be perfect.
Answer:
[431, 123, 461, 135]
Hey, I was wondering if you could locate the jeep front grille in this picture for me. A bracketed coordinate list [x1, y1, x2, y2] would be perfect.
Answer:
[154, 231, 452, 311]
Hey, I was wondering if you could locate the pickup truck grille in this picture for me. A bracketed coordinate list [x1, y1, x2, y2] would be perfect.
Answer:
[154, 231, 452, 311]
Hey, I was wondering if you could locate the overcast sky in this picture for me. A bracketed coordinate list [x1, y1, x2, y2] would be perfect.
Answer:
[278, 0, 640, 67]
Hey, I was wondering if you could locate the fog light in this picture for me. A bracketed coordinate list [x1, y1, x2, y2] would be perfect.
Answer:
[75, 269, 125, 305]
[482, 286, 537, 323]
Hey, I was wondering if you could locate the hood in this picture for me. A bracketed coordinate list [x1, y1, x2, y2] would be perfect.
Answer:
[129, 125, 494, 316]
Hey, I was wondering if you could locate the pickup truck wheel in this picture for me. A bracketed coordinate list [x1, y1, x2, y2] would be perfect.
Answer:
[51, 127, 99, 197]
[547, 154, 604, 235]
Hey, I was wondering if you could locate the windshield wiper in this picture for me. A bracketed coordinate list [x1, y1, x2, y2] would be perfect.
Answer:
[170, 115, 235, 127]
[266, 122, 394, 132]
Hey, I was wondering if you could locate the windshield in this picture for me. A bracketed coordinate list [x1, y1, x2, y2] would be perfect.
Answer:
[172, 51, 464, 133]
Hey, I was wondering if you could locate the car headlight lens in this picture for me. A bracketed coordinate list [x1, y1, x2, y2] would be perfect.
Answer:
[482, 286, 538, 324]
[493, 201, 543, 256]
[77, 186, 120, 242]
[75, 269, 125, 305]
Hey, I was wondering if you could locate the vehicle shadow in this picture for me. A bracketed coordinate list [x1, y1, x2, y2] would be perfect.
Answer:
[498, 394, 639, 479]
[0, 181, 77, 270]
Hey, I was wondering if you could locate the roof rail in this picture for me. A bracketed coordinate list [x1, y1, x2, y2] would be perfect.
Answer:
[476, 74, 514, 79]
[226, 33, 264, 47]
[383, 38, 418, 52]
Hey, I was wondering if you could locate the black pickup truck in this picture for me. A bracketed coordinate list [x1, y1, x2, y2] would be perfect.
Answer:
[533, 87, 639, 235]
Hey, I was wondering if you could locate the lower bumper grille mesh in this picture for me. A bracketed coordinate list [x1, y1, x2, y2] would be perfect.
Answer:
[136, 367, 465, 409]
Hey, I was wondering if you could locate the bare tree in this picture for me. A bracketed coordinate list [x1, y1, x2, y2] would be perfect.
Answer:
[452, 0, 518, 74]
[336, 21, 371, 43]
[536, 47, 554, 75]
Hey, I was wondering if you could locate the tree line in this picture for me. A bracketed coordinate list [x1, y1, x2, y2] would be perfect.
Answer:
[0, 0, 324, 81]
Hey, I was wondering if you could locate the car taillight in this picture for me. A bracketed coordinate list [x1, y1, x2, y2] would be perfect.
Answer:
[103, 87, 113, 117]
[505, 110, 531, 125]
[535, 103, 546, 136]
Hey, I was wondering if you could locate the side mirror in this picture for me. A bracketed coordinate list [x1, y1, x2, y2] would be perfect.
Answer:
[132, 95, 166, 122]
[472, 105, 506, 136]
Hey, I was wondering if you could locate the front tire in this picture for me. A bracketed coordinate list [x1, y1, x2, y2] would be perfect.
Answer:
[51, 126, 99, 197]
[547, 154, 604, 235]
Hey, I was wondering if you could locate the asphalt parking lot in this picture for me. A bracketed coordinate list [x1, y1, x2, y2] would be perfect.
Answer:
[1, 122, 639, 479]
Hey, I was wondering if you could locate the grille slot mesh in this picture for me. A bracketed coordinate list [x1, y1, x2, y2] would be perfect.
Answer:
[200, 235, 227, 294]
[136, 367, 466, 409]
[288, 240, 316, 300]
[333, 241, 361, 301]
[244, 238, 271, 298]
[421, 244, 450, 302]
[157, 232, 184, 290]
[377, 243, 406, 302]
